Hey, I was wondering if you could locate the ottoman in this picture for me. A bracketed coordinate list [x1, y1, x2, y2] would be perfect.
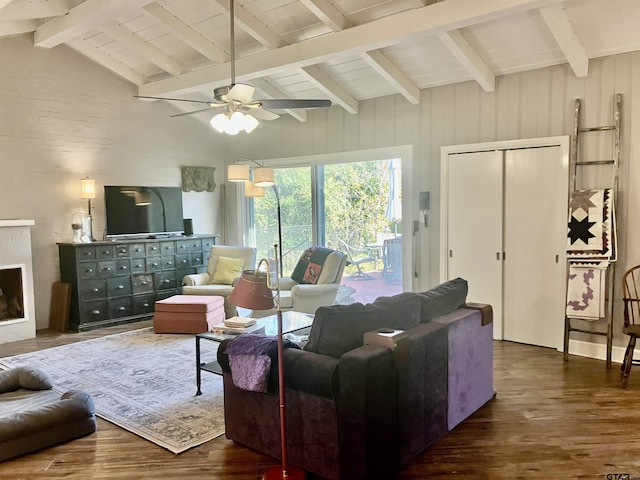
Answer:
[154, 295, 225, 334]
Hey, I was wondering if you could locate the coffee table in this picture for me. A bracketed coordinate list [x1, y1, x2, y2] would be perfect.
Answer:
[195, 310, 314, 395]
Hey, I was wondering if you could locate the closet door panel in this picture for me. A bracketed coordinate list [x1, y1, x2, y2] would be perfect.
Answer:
[502, 146, 568, 349]
[447, 150, 504, 339]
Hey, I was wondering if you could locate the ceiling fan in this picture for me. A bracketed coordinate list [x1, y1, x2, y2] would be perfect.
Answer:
[135, 0, 332, 134]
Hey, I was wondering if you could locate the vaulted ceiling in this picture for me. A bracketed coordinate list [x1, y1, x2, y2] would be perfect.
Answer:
[2, 0, 640, 123]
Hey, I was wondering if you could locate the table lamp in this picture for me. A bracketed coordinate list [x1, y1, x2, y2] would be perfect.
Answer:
[227, 246, 306, 480]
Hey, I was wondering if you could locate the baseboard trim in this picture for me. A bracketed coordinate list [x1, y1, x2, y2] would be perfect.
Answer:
[566, 339, 638, 364]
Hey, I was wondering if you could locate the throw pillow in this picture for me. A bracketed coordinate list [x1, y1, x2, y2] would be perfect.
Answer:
[418, 277, 468, 323]
[304, 295, 421, 358]
[291, 247, 334, 285]
[211, 256, 245, 285]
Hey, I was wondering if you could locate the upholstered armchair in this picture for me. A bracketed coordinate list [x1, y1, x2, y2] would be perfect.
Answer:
[182, 245, 257, 317]
[270, 247, 347, 315]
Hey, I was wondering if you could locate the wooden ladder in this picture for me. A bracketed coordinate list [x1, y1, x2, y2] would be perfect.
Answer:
[563, 94, 621, 367]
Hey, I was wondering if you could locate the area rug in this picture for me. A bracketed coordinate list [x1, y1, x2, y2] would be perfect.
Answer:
[0, 327, 225, 454]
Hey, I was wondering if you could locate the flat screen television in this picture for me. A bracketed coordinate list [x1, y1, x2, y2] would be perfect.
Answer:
[104, 186, 185, 239]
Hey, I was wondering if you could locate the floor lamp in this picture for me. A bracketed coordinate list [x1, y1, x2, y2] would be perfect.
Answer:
[228, 246, 305, 480]
[229, 162, 283, 276]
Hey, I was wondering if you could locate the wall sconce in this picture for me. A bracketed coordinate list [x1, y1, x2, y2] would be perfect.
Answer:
[419, 191, 430, 227]
[80, 177, 96, 241]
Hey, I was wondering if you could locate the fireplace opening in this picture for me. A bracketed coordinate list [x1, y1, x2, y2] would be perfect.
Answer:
[0, 267, 24, 321]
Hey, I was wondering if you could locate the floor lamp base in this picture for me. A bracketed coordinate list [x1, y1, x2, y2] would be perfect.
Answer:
[263, 465, 306, 480]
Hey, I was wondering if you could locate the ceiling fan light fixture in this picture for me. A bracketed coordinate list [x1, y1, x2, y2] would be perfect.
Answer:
[243, 114, 259, 133]
[254, 166, 275, 187]
[210, 112, 229, 133]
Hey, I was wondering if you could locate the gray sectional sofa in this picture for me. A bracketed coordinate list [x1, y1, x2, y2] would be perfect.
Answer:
[217, 277, 495, 480]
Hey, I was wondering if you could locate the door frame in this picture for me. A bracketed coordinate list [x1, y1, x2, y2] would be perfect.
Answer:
[439, 135, 570, 343]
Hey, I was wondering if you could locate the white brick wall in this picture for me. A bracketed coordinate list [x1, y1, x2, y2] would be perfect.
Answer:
[0, 35, 225, 330]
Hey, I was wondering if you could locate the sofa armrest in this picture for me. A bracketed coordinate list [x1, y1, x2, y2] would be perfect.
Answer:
[278, 276, 299, 290]
[291, 283, 338, 297]
[337, 344, 400, 479]
[182, 272, 211, 286]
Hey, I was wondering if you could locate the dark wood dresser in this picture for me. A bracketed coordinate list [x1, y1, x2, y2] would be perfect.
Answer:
[58, 235, 219, 331]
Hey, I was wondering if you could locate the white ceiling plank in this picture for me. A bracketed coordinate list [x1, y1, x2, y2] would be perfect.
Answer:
[101, 21, 184, 76]
[299, 0, 350, 32]
[139, 0, 561, 98]
[361, 49, 420, 104]
[143, 3, 228, 65]
[66, 39, 146, 85]
[34, 0, 156, 48]
[539, 5, 589, 77]
[299, 65, 358, 114]
[251, 78, 307, 122]
[0, 0, 73, 21]
[209, 0, 281, 50]
[438, 30, 495, 92]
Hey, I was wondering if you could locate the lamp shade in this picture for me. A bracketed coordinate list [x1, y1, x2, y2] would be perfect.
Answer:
[81, 177, 96, 199]
[228, 164, 250, 182]
[244, 181, 265, 197]
[228, 270, 275, 310]
[254, 167, 275, 187]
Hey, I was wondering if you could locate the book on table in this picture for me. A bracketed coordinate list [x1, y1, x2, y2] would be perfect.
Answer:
[210, 322, 263, 335]
[223, 316, 257, 328]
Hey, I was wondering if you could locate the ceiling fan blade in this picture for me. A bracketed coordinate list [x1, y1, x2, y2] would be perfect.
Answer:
[248, 108, 280, 121]
[258, 99, 332, 109]
[170, 107, 221, 118]
[227, 84, 255, 103]
[135, 95, 215, 106]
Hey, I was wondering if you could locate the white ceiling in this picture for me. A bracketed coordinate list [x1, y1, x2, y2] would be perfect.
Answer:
[2, 0, 640, 123]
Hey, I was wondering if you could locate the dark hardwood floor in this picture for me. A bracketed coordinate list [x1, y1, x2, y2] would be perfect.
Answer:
[1, 321, 639, 479]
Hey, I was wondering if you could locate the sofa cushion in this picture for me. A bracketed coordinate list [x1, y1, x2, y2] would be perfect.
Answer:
[211, 256, 245, 285]
[418, 277, 468, 323]
[304, 295, 421, 358]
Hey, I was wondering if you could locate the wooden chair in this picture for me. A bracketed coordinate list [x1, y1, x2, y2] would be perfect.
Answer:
[621, 265, 640, 388]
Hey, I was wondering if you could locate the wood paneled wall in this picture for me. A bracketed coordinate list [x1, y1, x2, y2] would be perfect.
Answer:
[222, 51, 640, 354]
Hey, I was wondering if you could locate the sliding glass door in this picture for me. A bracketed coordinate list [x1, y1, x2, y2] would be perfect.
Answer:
[249, 158, 403, 303]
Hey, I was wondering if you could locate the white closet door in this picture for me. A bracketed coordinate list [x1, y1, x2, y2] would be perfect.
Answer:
[502, 146, 567, 349]
[447, 151, 504, 339]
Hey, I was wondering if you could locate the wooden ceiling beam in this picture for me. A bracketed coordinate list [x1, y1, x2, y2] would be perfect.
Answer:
[143, 3, 228, 65]
[539, 5, 589, 77]
[0, 0, 72, 21]
[299, 65, 358, 114]
[439, 30, 495, 92]
[209, 0, 281, 50]
[361, 49, 421, 104]
[138, 0, 561, 98]
[101, 21, 184, 77]
[66, 39, 146, 86]
[34, 0, 155, 48]
[299, 0, 350, 32]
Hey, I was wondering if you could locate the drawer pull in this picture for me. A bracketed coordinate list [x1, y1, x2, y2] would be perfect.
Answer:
[135, 264, 143, 268]
[116, 285, 124, 290]
[91, 310, 101, 315]
[152, 262, 159, 267]
[103, 267, 112, 273]
[165, 261, 173, 266]
[103, 250, 110, 255]
[163, 279, 171, 284]
[135, 248, 142, 252]
[140, 281, 148, 286]
[194, 257, 201, 262]
[181, 260, 188, 265]
[119, 249, 127, 254]
[118, 306, 126, 311]
[92, 288, 99, 293]
[150, 247, 157, 251]
[85, 268, 93, 273]
[120, 266, 128, 270]
[143, 302, 150, 307]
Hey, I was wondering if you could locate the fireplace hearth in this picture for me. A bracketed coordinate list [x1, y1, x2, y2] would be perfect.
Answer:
[0, 219, 35, 343]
